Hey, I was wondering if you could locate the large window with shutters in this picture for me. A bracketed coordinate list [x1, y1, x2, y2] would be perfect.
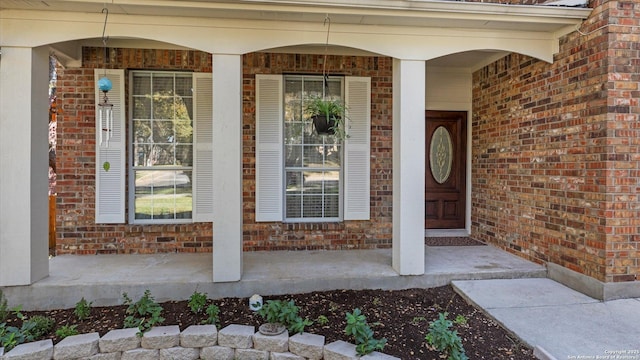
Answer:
[95, 68, 211, 225]
[255, 74, 371, 223]
[284, 75, 343, 221]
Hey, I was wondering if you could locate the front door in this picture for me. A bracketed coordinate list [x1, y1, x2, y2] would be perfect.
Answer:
[425, 110, 467, 229]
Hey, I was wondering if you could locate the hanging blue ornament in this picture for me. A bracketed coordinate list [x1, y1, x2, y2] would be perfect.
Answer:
[98, 77, 112, 92]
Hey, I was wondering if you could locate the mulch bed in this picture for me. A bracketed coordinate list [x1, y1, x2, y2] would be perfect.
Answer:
[9, 285, 535, 359]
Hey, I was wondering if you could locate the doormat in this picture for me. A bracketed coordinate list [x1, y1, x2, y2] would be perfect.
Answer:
[425, 237, 486, 246]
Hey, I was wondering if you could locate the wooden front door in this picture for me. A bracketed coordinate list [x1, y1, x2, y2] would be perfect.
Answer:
[425, 110, 467, 229]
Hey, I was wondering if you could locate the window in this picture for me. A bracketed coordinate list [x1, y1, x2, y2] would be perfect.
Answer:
[130, 71, 194, 222]
[284, 75, 343, 221]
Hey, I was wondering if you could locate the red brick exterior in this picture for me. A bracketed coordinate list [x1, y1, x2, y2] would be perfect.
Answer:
[472, 0, 639, 282]
[55, 0, 639, 284]
[55, 49, 393, 254]
[55, 48, 214, 254]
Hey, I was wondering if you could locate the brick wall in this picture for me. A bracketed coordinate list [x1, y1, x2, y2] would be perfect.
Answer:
[472, 0, 639, 282]
[56, 49, 393, 254]
[55, 48, 213, 254]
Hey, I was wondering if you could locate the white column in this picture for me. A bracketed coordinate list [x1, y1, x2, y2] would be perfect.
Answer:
[392, 59, 426, 275]
[0, 46, 50, 286]
[212, 54, 243, 282]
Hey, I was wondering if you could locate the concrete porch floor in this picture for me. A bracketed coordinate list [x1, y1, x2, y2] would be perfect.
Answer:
[3, 245, 546, 310]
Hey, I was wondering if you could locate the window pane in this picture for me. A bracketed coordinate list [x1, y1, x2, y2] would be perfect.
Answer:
[175, 75, 192, 97]
[285, 194, 302, 218]
[134, 170, 192, 220]
[324, 195, 339, 217]
[325, 173, 340, 194]
[284, 145, 302, 167]
[285, 123, 303, 145]
[153, 96, 175, 120]
[286, 171, 302, 194]
[175, 144, 192, 166]
[325, 145, 341, 167]
[303, 171, 324, 194]
[133, 97, 151, 119]
[133, 120, 152, 142]
[133, 74, 151, 96]
[153, 144, 176, 166]
[302, 195, 323, 217]
[153, 120, 175, 143]
[153, 75, 174, 94]
[303, 145, 323, 167]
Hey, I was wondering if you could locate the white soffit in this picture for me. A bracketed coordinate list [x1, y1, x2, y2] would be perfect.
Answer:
[1, 0, 592, 32]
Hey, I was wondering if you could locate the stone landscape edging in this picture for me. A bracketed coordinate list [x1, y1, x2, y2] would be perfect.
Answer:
[0, 324, 399, 360]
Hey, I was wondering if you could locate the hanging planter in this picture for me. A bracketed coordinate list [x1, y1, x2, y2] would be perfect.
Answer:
[311, 114, 337, 135]
[304, 96, 348, 140]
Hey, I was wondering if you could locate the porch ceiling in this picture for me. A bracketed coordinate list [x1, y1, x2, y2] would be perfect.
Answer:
[2, 0, 591, 32]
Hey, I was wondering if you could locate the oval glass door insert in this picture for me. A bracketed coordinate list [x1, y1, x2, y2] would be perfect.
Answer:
[430, 126, 453, 184]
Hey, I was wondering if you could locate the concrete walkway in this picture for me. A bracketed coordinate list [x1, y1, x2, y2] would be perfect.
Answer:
[453, 278, 640, 360]
[3, 245, 545, 310]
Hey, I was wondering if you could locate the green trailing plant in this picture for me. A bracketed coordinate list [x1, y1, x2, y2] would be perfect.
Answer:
[122, 290, 165, 336]
[0, 290, 8, 323]
[304, 96, 349, 140]
[74, 297, 92, 321]
[203, 304, 220, 326]
[188, 290, 207, 315]
[425, 312, 468, 360]
[55, 324, 79, 339]
[257, 300, 312, 335]
[344, 308, 387, 356]
[22, 315, 55, 339]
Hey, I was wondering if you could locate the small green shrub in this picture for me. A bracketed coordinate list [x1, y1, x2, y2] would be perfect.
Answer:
[22, 315, 55, 339]
[74, 297, 93, 321]
[55, 324, 79, 339]
[123, 290, 165, 336]
[203, 304, 220, 325]
[257, 300, 311, 335]
[344, 308, 387, 356]
[0, 323, 27, 352]
[316, 315, 329, 326]
[0, 290, 8, 323]
[425, 312, 468, 360]
[454, 314, 468, 326]
[188, 290, 207, 315]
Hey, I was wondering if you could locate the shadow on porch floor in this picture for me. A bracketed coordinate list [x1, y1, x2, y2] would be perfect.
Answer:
[4, 245, 545, 310]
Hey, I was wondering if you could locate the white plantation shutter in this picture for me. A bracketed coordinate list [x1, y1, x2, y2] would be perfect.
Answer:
[193, 72, 214, 222]
[95, 69, 125, 223]
[344, 76, 371, 220]
[255, 74, 283, 222]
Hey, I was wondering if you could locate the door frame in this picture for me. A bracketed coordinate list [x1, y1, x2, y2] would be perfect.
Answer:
[424, 109, 471, 237]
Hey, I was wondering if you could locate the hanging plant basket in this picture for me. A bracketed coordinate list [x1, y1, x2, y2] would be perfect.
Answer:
[311, 114, 337, 135]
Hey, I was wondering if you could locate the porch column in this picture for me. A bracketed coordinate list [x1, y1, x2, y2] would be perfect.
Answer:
[392, 59, 426, 275]
[212, 54, 243, 282]
[0, 46, 50, 286]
